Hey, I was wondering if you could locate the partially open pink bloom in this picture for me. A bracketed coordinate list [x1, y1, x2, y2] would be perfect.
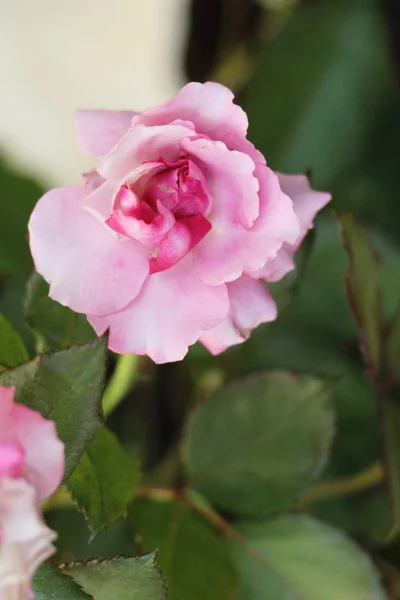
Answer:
[29, 82, 330, 363]
[0, 386, 64, 600]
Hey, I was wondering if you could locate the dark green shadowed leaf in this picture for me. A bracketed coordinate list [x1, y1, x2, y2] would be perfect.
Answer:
[386, 301, 400, 383]
[68, 427, 141, 535]
[0, 312, 29, 370]
[0, 338, 107, 478]
[129, 497, 236, 600]
[25, 272, 95, 352]
[381, 398, 400, 540]
[62, 553, 166, 600]
[245, 0, 390, 187]
[33, 563, 91, 600]
[337, 213, 382, 375]
[232, 515, 388, 600]
[183, 370, 334, 516]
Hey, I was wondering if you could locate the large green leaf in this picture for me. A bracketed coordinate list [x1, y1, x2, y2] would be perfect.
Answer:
[0, 312, 28, 369]
[24, 273, 95, 352]
[129, 497, 236, 600]
[68, 426, 141, 535]
[63, 553, 166, 600]
[184, 370, 334, 516]
[232, 514, 388, 599]
[245, 0, 390, 187]
[0, 338, 107, 478]
[33, 563, 90, 600]
[337, 213, 382, 375]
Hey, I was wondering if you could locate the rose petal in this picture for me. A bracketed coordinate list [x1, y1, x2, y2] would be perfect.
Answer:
[0, 386, 64, 502]
[88, 256, 229, 363]
[277, 173, 331, 248]
[29, 186, 149, 317]
[201, 276, 277, 354]
[0, 477, 56, 599]
[191, 160, 299, 285]
[134, 81, 265, 163]
[249, 174, 331, 283]
[75, 109, 137, 157]
[98, 121, 196, 180]
[150, 213, 212, 274]
[0, 443, 24, 480]
[183, 137, 259, 227]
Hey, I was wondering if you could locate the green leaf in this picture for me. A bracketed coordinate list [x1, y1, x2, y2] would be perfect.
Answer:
[232, 514, 388, 599]
[337, 213, 382, 375]
[386, 301, 400, 383]
[381, 397, 400, 540]
[129, 497, 236, 600]
[33, 563, 91, 600]
[0, 338, 107, 479]
[63, 553, 166, 600]
[25, 272, 95, 352]
[68, 426, 141, 535]
[0, 312, 29, 369]
[184, 370, 334, 516]
[245, 0, 390, 187]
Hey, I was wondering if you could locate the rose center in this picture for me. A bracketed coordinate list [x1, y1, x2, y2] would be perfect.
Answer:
[106, 158, 212, 274]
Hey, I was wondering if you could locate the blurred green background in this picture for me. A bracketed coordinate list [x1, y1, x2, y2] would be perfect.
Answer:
[2, 0, 400, 590]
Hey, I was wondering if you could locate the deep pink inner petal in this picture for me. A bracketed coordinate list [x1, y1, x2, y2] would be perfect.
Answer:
[0, 442, 25, 479]
[106, 157, 212, 273]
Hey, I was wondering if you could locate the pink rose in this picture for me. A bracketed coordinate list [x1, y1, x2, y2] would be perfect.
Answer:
[29, 82, 330, 363]
[0, 386, 64, 600]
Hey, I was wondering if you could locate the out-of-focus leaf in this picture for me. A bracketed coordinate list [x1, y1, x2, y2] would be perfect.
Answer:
[0, 312, 28, 369]
[25, 272, 95, 352]
[0, 158, 43, 275]
[386, 302, 400, 383]
[232, 514, 388, 599]
[381, 398, 400, 540]
[337, 213, 382, 375]
[68, 427, 140, 535]
[62, 553, 166, 600]
[245, 0, 390, 187]
[129, 497, 236, 600]
[48, 507, 137, 563]
[0, 338, 107, 478]
[33, 563, 90, 600]
[184, 370, 334, 516]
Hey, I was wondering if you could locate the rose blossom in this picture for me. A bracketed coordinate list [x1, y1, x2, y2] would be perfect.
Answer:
[29, 82, 330, 363]
[0, 386, 64, 599]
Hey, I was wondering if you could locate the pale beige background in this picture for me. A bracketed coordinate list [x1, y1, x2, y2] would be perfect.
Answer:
[0, 0, 189, 184]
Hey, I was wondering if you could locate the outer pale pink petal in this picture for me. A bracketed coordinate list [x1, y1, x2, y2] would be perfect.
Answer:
[75, 109, 137, 157]
[8, 406, 64, 502]
[201, 276, 277, 354]
[28, 186, 149, 317]
[277, 173, 331, 249]
[0, 477, 56, 599]
[250, 246, 295, 283]
[249, 174, 331, 283]
[191, 158, 299, 285]
[134, 81, 265, 162]
[0, 387, 64, 501]
[88, 256, 230, 364]
[98, 122, 196, 180]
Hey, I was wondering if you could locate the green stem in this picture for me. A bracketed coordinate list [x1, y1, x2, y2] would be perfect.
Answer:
[298, 462, 383, 508]
[102, 354, 139, 417]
